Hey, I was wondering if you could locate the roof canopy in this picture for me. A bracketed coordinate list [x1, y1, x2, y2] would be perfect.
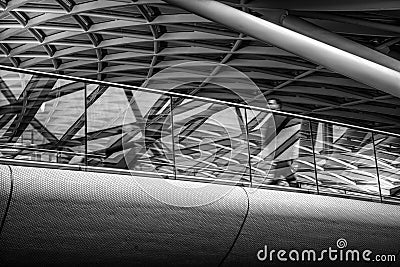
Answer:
[1, 0, 400, 132]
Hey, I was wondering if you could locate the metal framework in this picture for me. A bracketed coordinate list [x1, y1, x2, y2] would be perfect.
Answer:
[0, 0, 400, 132]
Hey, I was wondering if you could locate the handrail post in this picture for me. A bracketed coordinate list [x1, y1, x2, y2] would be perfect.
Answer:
[371, 132, 383, 202]
[84, 83, 88, 169]
[309, 120, 320, 194]
[170, 96, 177, 180]
[244, 108, 252, 188]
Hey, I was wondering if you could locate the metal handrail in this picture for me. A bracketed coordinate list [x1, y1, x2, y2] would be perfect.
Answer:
[1, 65, 399, 138]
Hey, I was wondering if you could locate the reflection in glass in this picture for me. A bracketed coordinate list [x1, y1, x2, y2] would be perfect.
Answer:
[86, 86, 134, 168]
[0, 67, 399, 202]
[117, 91, 174, 177]
[172, 98, 249, 183]
[248, 112, 316, 190]
[373, 134, 400, 198]
[311, 122, 380, 197]
[0, 70, 86, 165]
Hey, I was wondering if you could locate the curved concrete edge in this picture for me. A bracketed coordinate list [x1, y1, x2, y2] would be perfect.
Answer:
[0, 165, 248, 266]
[223, 188, 400, 266]
[0, 165, 11, 237]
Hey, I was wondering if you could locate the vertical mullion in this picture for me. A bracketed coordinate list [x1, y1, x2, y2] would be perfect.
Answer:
[244, 108, 252, 187]
[170, 96, 177, 180]
[309, 120, 319, 194]
[84, 83, 88, 168]
[371, 132, 383, 202]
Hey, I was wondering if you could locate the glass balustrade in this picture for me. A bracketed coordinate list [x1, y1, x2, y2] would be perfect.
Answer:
[0, 66, 399, 203]
[310, 122, 381, 200]
[172, 97, 249, 183]
[373, 133, 400, 200]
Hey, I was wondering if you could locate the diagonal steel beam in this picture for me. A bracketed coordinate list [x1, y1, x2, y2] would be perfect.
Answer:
[0, 77, 59, 142]
[1, 76, 57, 143]
[162, 0, 400, 98]
[53, 85, 109, 149]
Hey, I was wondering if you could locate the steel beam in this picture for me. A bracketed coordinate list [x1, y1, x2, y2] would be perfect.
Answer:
[279, 15, 400, 73]
[162, 0, 400, 98]
[291, 11, 400, 35]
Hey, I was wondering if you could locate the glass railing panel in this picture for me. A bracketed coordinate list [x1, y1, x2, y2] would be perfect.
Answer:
[247, 111, 316, 190]
[172, 98, 249, 183]
[35, 79, 86, 166]
[86, 85, 134, 167]
[373, 134, 400, 199]
[246, 109, 274, 185]
[2, 66, 400, 204]
[291, 119, 316, 191]
[106, 90, 175, 177]
[310, 122, 380, 198]
[0, 70, 86, 165]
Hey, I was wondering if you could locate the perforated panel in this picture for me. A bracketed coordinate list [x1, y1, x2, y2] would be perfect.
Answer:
[224, 189, 400, 266]
[0, 165, 11, 236]
[0, 165, 248, 266]
[0, 165, 399, 266]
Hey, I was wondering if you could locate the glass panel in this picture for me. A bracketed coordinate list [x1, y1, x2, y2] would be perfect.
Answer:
[112, 91, 174, 177]
[247, 109, 276, 185]
[373, 134, 400, 199]
[172, 98, 249, 184]
[248, 111, 316, 190]
[0, 70, 86, 166]
[311, 122, 380, 198]
[86, 85, 134, 168]
[0, 67, 399, 204]
[292, 119, 316, 191]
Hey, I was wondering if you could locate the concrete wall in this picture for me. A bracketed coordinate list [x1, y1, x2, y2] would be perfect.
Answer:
[0, 165, 399, 266]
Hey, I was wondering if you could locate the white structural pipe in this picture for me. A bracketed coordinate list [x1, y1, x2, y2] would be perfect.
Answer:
[281, 15, 400, 73]
[162, 0, 400, 98]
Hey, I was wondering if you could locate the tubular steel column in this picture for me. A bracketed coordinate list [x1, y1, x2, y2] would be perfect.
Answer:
[162, 0, 400, 98]
[371, 132, 383, 202]
[280, 14, 400, 72]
